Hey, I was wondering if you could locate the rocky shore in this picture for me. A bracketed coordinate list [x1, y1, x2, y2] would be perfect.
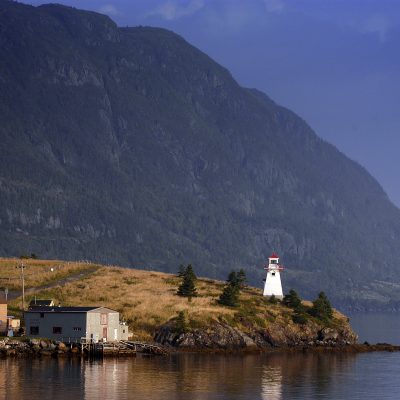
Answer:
[0, 338, 81, 357]
[1, 334, 400, 358]
[154, 319, 400, 353]
[154, 320, 357, 351]
[0, 338, 139, 357]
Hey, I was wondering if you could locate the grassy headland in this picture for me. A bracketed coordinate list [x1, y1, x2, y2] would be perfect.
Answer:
[1, 258, 351, 343]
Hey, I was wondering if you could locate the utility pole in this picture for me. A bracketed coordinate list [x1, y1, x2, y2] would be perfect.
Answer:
[16, 263, 25, 311]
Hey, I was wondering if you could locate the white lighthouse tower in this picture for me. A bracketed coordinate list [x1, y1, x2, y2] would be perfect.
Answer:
[263, 253, 284, 299]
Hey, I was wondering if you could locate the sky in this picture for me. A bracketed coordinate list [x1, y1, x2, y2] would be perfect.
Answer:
[20, 0, 400, 207]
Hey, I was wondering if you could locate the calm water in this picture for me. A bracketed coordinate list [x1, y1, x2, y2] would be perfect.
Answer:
[349, 312, 400, 344]
[1, 313, 399, 400]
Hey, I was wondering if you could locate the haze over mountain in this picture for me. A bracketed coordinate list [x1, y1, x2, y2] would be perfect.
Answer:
[20, 0, 400, 209]
[1, 1, 400, 309]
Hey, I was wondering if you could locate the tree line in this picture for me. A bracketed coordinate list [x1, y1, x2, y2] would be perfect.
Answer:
[177, 264, 247, 306]
[176, 264, 334, 325]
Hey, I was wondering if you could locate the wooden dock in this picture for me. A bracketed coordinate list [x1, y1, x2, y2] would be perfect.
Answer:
[79, 339, 168, 357]
[120, 340, 169, 355]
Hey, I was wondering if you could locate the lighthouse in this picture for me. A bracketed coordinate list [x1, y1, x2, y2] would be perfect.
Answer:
[263, 253, 284, 299]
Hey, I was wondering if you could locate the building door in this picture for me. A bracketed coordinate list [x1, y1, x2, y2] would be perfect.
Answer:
[114, 328, 118, 340]
[102, 327, 107, 340]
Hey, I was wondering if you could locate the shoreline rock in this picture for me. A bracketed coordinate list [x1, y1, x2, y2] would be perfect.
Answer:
[0, 338, 79, 358]
[1, 336, 399, 357]
[154, 320, 359, 351]
[0, 338, 137, 358]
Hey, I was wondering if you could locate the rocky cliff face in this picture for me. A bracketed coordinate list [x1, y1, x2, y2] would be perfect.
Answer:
[1, 1, 400, 309]
[154, 319, 358, 351]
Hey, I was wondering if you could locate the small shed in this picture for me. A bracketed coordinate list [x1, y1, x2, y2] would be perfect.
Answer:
[24, 306, 130, 342]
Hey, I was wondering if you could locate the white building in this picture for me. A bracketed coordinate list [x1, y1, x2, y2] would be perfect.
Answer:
[25, 306, 131, 342]
[263, 253, 284, 299]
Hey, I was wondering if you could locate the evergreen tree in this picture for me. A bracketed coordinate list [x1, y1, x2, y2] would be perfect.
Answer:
[227, 271, 239, 288]
[218, 283, 240, 307]
[237, 268, 247, 289]
[185, 264, 196, 281]
[177, 264, 197, 298]
[175, 311, 188, 334]
[177, 264, 186, 278]
[310, 291, 333, 321]
[219, 270, 242, 307]
[283, 289, 302, 309]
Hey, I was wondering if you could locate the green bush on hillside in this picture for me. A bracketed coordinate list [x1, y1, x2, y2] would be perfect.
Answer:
[174, 311, 189, 334]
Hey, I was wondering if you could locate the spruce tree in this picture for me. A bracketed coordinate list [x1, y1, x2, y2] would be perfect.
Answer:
[219, 270, 241, 307]
[177, 264, 197, 298]
[177, 264, 186, 278]
[227, 271, 239, 288]
[283, 289, 302, 309]
[310, 291, 333, 321]
[237, 268, 247, 289]
[219, 283, 240, 307]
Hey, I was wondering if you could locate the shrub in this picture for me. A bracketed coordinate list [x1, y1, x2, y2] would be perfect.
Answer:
[123, 277, 137, 285]
[175, 311, 188, 334]
[268, 294, 278, 304]
[292, 312, 308, 325]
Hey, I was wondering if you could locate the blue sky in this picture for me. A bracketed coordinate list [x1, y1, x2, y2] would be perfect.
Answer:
[20, 0, 400, 206]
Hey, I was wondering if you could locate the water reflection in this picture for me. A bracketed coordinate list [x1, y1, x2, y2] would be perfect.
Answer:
[1, 351, 399, 400]
[84, 359, 128, 399]
[261, 364, 282, 400]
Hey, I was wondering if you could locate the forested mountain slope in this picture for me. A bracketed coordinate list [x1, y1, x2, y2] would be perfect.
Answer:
[1, 1, 400, 309]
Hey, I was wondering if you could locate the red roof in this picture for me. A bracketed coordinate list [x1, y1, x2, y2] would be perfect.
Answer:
[270, 253, 279, 259]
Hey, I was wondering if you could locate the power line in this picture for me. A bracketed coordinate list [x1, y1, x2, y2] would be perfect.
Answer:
[16, 263, 26, 311]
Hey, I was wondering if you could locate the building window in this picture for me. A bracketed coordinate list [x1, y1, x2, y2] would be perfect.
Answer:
[272, 272, 276, 276]
[40, 313, 44, 318]
[73, 327, 82, 331]
[30, 326, 39, 335]
[53, 327, 62, 334]
[100, 313, 108, 325]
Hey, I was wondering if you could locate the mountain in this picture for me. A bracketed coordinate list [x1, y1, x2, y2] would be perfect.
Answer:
[1, 1, 400, 310]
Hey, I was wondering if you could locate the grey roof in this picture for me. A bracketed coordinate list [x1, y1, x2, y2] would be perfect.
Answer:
[25, 306, 101, 313]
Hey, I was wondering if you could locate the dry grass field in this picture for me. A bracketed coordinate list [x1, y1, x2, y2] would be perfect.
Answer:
[2, 258, 347, 341]
[0, 258, 99, 290]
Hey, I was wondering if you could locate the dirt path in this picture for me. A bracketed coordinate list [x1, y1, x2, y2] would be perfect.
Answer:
[7, 268, 98, 301]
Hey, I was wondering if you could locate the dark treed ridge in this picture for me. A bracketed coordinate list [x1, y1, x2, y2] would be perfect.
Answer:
[1, 1, 400, 310]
